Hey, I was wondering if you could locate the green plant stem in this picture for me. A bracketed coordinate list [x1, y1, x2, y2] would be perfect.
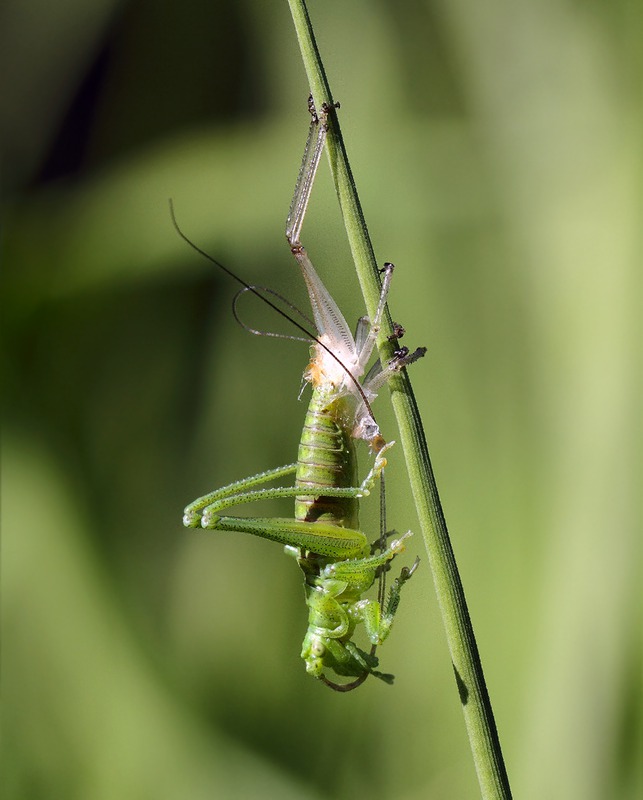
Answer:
[287, 2, 512, 798]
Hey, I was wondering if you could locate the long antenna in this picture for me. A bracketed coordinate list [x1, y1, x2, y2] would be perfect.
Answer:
[170, 200, 377, 424]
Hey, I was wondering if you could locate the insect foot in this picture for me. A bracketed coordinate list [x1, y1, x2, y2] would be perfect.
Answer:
[183, 510, 202, 528]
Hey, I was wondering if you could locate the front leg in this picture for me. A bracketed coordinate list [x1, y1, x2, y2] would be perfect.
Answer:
[322, 530, 414, 591]
[352, 557, 420, 645]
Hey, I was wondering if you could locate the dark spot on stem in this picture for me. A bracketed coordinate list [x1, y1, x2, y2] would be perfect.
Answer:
[453, 664, 469, 705]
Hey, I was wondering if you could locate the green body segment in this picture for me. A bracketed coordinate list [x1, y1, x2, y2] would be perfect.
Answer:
[295, 387, 358, 529]
[182, 385, 417, 687]
[182, 392, 418, 685]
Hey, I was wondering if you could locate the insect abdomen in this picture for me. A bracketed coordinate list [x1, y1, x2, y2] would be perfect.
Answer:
[295, 390, 358, 530]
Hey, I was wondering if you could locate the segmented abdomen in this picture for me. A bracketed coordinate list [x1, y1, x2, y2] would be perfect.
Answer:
[295, 388, 358, 530]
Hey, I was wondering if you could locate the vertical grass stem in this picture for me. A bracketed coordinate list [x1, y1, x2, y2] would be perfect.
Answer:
[287, 2, 513, 797]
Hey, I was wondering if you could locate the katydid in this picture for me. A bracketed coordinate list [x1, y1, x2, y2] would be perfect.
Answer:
[181, 100, 424, 690]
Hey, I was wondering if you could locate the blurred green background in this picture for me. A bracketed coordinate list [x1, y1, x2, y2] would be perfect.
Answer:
[2, 1, 641, 798]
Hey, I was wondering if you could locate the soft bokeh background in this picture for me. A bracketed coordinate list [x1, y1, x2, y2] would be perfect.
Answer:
[2, 1, 641, 798]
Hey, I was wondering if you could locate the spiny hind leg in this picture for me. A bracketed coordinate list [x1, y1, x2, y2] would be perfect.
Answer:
[186, 441, 393, 530]
[286, 95, 338, 249]
[183, 463, 298, 526]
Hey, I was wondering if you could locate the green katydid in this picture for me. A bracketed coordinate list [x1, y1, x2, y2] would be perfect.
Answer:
[180, 99, 425, 690]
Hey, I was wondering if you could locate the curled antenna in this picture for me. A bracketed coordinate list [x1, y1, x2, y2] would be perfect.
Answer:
[169, 199, 378, 426]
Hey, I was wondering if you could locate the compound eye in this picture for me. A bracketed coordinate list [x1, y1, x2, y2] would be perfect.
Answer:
[311, 640, 325, 657]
